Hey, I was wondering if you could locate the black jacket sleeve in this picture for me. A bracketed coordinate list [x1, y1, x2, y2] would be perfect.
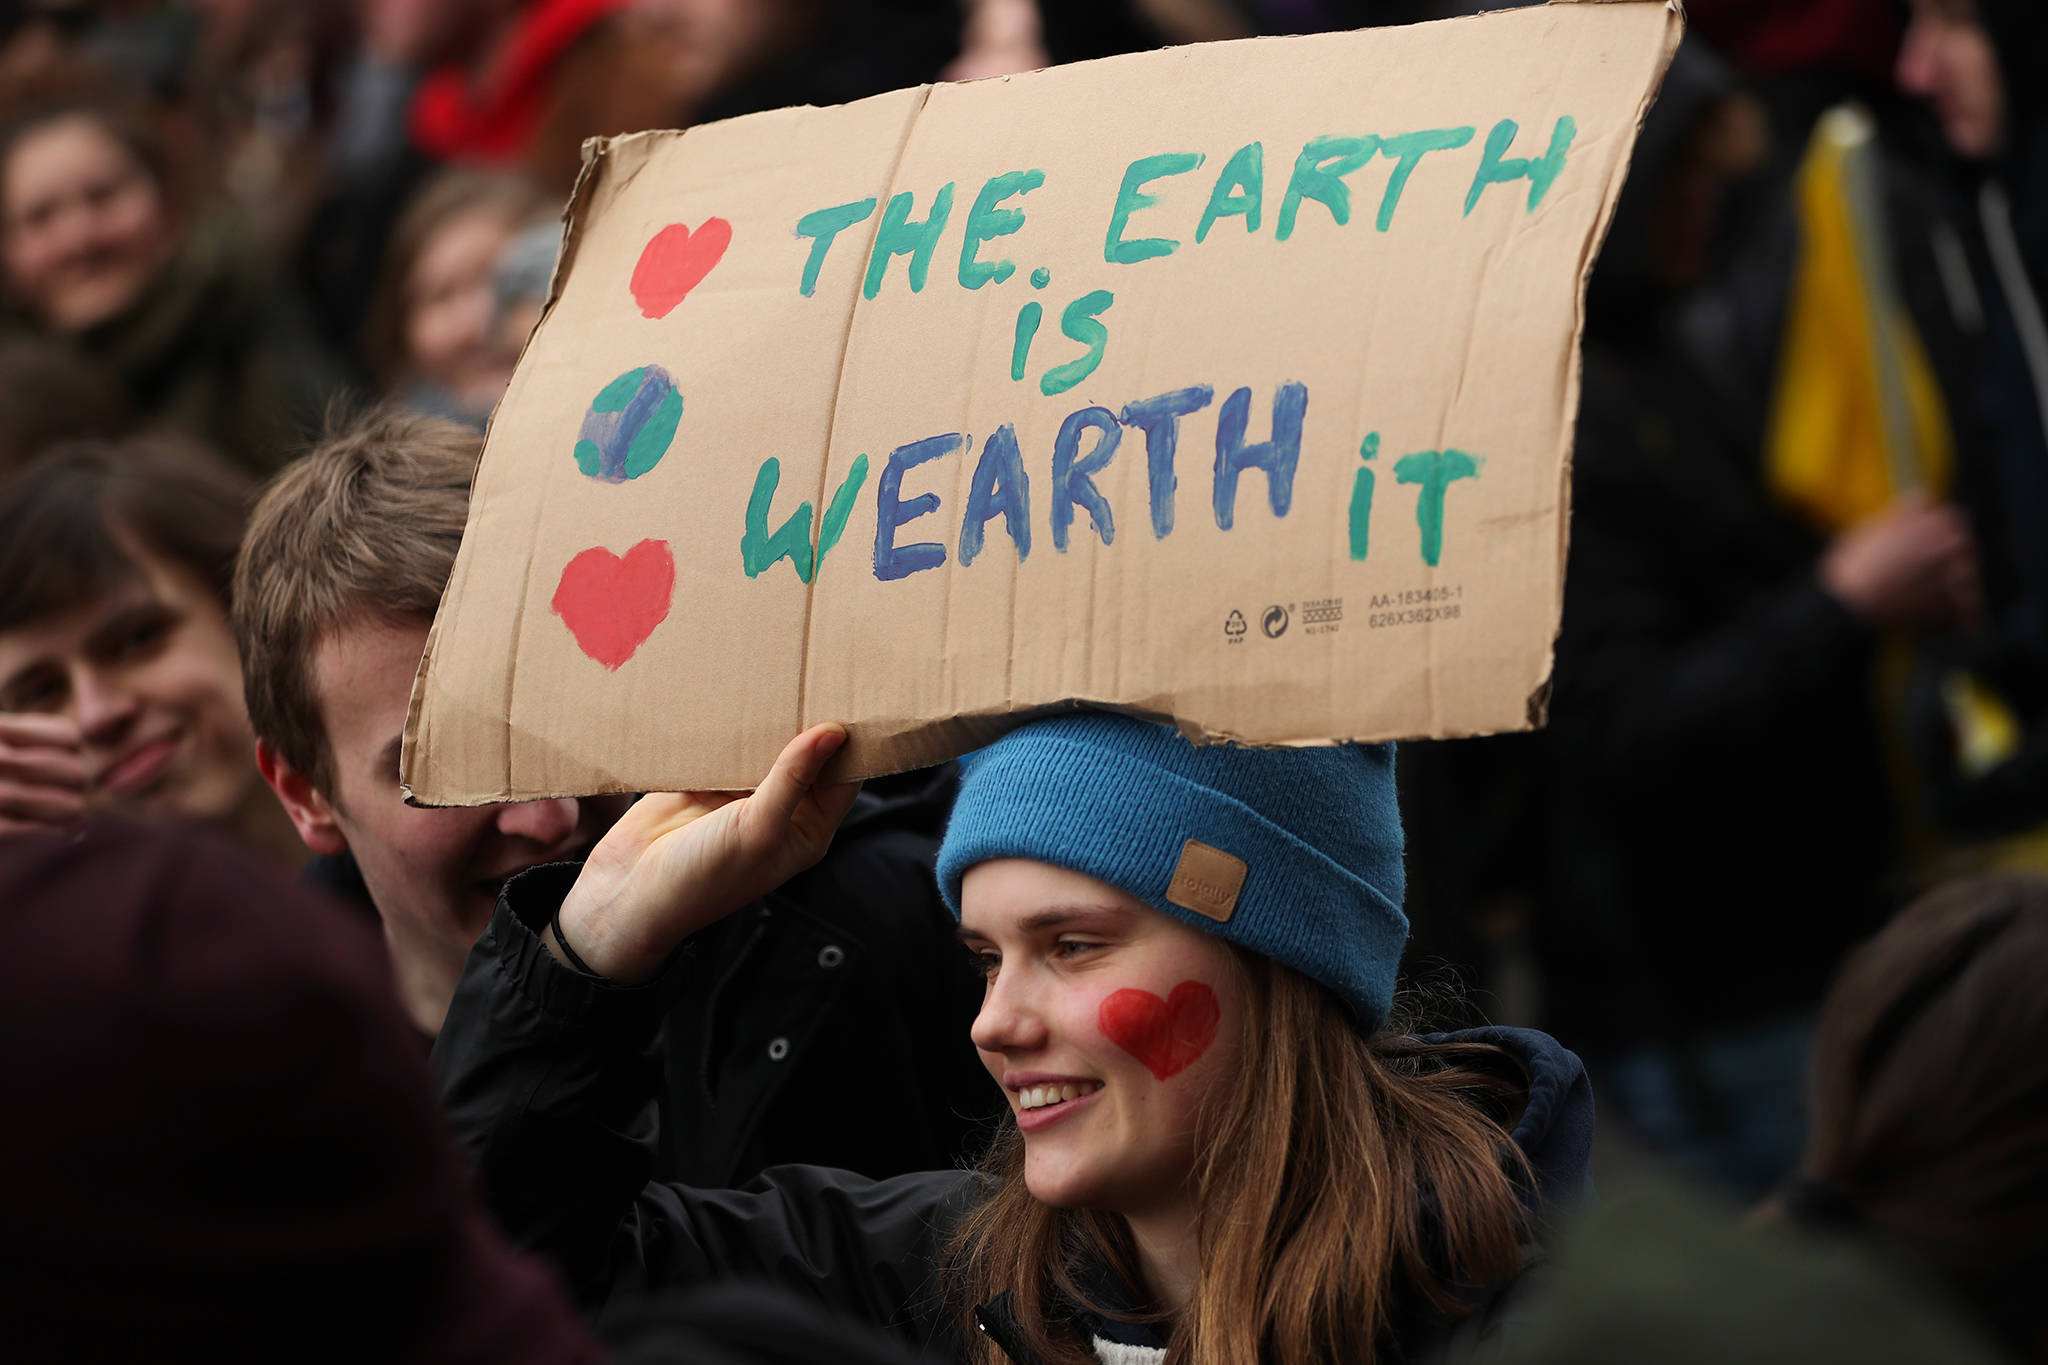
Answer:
[432, 864, 979, 1350]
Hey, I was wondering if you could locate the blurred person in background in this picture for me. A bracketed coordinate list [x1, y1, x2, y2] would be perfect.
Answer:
[1497, 1179, 2008, 1365]
[0, 77, 338, 472]
[303, 0, 940, 374]
[301, 0, 1170, 373]
[1542, 41, 1983, 1197]
[0, 815, 607, 1365]
[1494, 876, 2048, 1365]
[1888, 0, 2048, 837]
[181, 0, 361, 258]
[0, 815, 943, 1365]
[364, 168, 539, 425]
[0, 437, 299, 863]
[1777, 872, 2048, 1363]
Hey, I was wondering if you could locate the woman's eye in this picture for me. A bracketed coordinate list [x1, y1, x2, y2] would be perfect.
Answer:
[5, 674, 64, 713]
[1052, 939, 1100, 960]
[967, 948, 1000, 979]
[84, 171, 138, 209]
[112, 616, 171, 658]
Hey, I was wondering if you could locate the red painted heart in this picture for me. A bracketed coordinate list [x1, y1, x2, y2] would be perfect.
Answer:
[1098, 981, 1220, 1081]
[551, 539, 675, 670]
[629, 218, 731, 319]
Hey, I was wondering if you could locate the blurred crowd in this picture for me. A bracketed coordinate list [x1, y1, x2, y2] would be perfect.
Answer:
[1, 1, 2045, 1363]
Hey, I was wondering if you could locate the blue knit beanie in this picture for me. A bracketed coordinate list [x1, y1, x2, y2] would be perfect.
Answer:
[937, 712, 1409, 1030]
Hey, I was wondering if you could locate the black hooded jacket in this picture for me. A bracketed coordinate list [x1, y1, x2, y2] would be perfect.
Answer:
[433, 865, 1595, 1363]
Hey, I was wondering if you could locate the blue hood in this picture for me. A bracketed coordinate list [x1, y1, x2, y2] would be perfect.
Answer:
[1423, 1025, 1596, 1221]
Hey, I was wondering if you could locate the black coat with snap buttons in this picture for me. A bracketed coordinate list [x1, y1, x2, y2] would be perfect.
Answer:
[653, 769, 1000, 1185]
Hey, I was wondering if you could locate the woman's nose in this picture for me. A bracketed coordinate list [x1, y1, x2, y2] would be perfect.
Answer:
[70, 667, 139, 747]
[48, 199, 105, 263]
[970, 966, 1049, 1056]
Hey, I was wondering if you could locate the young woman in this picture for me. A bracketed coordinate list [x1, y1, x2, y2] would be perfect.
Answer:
[436, 713, 1593, 1364]
[363, 170, 540, 428]
[0, 90, 332, 473]
[0, 439, 299, 864]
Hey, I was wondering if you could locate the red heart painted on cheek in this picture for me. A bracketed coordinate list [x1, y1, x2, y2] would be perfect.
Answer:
[551, 539, 675, 669]
[1098, 982, 1220, 1081]
[629, 219, 732, 319]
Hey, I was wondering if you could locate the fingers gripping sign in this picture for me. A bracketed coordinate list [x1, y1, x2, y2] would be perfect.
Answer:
[551, 724, 862, 983]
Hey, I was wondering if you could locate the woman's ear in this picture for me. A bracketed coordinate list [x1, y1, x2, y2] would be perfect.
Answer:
[255, 739, 346, 857]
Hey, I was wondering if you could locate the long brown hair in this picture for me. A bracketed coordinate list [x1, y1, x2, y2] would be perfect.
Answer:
[945, 954, 1532, 1364]
[1797, 874, 2048, 1361]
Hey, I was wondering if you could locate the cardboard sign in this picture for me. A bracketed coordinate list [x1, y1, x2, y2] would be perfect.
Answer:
[404, 0, 1680, 802]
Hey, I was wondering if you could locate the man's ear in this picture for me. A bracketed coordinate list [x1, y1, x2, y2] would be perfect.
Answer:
[256, 739, 347, 857]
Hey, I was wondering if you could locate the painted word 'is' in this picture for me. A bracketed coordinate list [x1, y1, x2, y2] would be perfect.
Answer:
[740, 381, 1481, 586]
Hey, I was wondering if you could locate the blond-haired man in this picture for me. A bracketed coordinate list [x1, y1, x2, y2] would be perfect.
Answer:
[235, 410, 621, 1033]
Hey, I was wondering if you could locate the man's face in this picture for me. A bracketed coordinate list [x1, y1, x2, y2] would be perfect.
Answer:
[262, 617, 626, 1028]
[1898, 0, 2006, 160]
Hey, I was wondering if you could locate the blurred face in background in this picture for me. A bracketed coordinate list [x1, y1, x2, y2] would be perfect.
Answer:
[0, 535, 257, 822]
[622, 0, 813, 115]
[1, 113, 174, 333]
[403, 203, 520, 410]
[1897, 0, 2005, 160]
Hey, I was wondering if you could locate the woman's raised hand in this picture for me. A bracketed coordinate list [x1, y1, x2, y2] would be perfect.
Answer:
[0, 714, 88, 837]
[551, 724, 862, 983]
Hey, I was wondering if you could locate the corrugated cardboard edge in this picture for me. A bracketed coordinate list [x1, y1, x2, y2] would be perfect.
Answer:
[400, 132, 642, 806]
[1523, 0, 1684, 736]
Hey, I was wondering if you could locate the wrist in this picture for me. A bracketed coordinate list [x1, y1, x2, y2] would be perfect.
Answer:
[1816, 558, 1872, 622]
[550, 888, 675, 985]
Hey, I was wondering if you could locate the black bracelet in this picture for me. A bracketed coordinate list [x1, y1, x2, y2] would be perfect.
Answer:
[547, 898, 603, 977]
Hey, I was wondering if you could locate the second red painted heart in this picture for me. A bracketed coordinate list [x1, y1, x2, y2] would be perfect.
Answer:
[629, 218, 731, 319]
[551, 539, 675, 670]
[1098, 981, 1220, 1081]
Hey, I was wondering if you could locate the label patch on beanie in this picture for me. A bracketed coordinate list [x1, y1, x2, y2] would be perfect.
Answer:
[1166, 840, 1247, 922]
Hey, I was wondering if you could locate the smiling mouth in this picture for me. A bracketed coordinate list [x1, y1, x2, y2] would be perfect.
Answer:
[1017, 1080, 1102, 1112]
[99, 732, 181, 797]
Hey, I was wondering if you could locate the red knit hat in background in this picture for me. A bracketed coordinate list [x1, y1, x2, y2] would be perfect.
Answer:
[410, 0, 632, 163]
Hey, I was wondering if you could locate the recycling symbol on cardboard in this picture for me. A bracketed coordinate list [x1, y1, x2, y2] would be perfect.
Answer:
[1224, 610, 1247, 638]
